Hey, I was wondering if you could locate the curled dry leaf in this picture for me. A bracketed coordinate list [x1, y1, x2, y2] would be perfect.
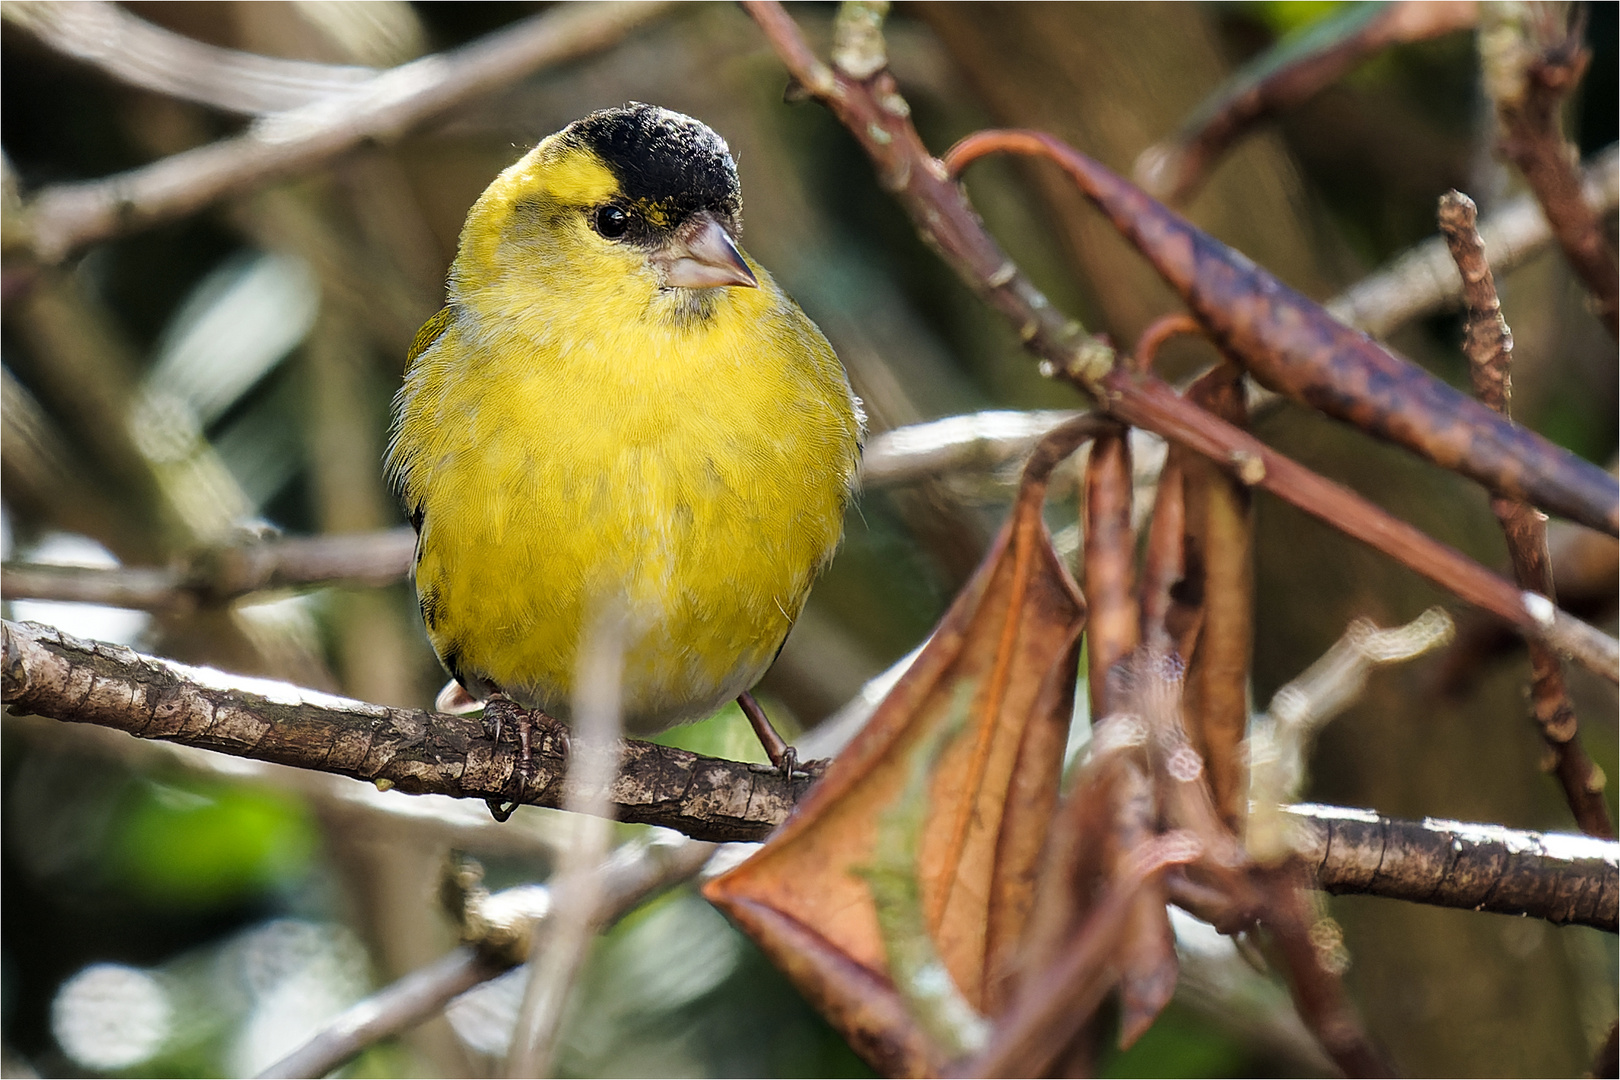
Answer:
[704, 420, 1095, 1076]
[1179, 364, 1254, 831]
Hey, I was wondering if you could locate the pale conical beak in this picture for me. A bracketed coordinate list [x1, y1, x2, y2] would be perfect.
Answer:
[654, 213, 758, 289]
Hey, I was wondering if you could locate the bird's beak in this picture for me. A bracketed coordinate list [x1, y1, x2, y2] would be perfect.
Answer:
[654, 212, 758, 289]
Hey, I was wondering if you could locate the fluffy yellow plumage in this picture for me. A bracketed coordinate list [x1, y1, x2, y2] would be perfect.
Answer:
[387, 104, 862, 742]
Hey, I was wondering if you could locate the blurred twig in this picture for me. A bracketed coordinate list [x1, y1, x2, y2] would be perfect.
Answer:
[257, 835, 714, 1080]
[1, 410, 1168, 611]
[506, 605, 625, 1078]
[1482, 2, 1618, 336]
[1439, 189, 1613, 839]
[1247, 609, 1457, 862]
[6, 2, 676, 263]
[1, 528, 416, 613]
[3, 0, 378, 116]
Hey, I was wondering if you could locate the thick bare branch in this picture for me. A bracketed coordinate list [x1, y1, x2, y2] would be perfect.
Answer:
[1292, 803, 1617, 931]
[7, 2, 675, 263]
[1, 619, 802, 842]
[9, 617, 1614, 931]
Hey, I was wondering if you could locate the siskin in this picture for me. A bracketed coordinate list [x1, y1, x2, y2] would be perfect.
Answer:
[387, 103, 864, 797]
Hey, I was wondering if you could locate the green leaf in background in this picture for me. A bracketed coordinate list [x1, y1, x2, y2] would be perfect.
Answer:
[110, 778, 317, 908]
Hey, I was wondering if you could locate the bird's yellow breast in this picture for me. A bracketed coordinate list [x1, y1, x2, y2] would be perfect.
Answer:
[390, 265, 860, 732]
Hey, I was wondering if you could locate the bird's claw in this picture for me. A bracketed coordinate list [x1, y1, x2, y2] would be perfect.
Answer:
[481, 697, 569, 806]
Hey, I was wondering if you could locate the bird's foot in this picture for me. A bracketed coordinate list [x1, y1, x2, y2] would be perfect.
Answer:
[481, 697, 569, 822]
[737, 690, 827, 781]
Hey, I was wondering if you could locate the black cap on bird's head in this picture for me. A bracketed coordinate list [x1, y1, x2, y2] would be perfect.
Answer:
[561, 103, 742, 230]
[560, 103, 754, 290]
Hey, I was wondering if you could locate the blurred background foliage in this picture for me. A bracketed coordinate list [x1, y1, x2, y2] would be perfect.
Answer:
[0, 1, 1615, 1076]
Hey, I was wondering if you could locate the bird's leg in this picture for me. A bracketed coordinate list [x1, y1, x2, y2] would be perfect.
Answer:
[737, 690, 826, 779]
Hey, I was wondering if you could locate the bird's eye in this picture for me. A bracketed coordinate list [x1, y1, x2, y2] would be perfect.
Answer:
[593, 204, 629, 239]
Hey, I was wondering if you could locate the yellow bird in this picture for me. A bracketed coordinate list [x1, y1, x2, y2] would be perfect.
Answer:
[387, 104, 863, 795]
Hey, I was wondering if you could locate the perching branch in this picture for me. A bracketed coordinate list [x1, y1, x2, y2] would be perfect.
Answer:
[1438, 189, 1613, 839]
[6, 617, 1613, 929]
[1, 619, 803, 843]
[6, 1, 675, 263]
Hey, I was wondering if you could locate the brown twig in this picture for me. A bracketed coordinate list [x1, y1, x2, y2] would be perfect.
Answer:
[1291, 802, 1617, 931]
[1100, 368, 1619, 684]
[1136, 0, 1478, 205]
[1438, 189, 1613, 838]
[741, 4, 1617, 684]
[7, 2, 675, 263]
[1, 619, 804, 842]
[944, 127, 1619, 538]
[1483, 3, 1618, 337]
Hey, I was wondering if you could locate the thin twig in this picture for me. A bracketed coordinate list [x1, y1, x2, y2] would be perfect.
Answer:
[257, 835, 714, 1080]
[1438, 188, 1613, 838]
[256, 949, 502, 1080]
[8, 2, 676, 263]
[1260, 862, 1394, 1077]
[1482, 2, 1618, 336]
[1100, 370, 1619, 684]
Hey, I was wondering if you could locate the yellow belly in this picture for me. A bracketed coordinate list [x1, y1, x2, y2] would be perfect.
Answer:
[395, 281, 859, 733]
